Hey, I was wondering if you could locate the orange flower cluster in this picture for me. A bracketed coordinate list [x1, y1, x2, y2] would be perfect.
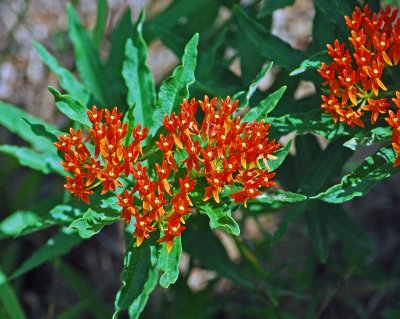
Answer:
[55, 97, 280, 251]
[318, 5, 400, 166]
[318, 5, 399, 127]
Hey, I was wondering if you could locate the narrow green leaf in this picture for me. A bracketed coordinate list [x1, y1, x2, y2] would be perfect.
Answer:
[0, 101, 59, 151]
[114, 240, 152, 316]
[69, 206, 120, 239]
[122, 9, 156, 127]
[10, 228, 82, 279]
[33, 41, 90, 104]
[234, 6, 305, 71]
[289, 52, 327, 76]
[67, 4, 108, 104]
[48, 86, 91, 126]
[313, 147, 399, 203]
[158, 236, 182, 288]
[269, 139, 292, 172]
[128, 265, 158, 319]
[198, 202, 240, 236]
[258, 0, 295, 18]
[185, 220, 253, 289]
[343, 126, 392, 150]
[92, 0, 107, 50]
[242, 86, 286, 123]
[255, 190, 307, 204]
[310, 7, 335, 53]
[305, 203, 329, 263]
[0, 210, 41, 240]
[0, 268, 27, 319]
[149, 34, 199, 136]
[0, 145, 64, 175]
[234, 62, 274, 108]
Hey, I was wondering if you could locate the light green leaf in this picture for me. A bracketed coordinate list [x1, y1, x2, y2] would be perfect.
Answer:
[289, 52, 326, 76]
[313, 147, 399, 203]
[33, 41, 90, 104]
[122, 9, 156, 127]
[10, 228, 82, 279]
[0, 268, 27, 319]
[255, 190, 307, 204]
[234, 6, 305, 71]
[0, 210, 42, 240]
[67, 4, 108, 104]
[114, 240, 152, 316]
[0, 145, 64, 175]
[343, 126, 392, 150]
[198, 202, 240, 236]
[48, 86, 91, 126]
[258, 0, 295, 18]
[242, 86, 286, 123]
[158, 236, 182, 288]
[149, 34, 198, 136]
[92, 0, 107, 50]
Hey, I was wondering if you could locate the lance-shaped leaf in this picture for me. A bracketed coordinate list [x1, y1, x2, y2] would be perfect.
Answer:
[233, 62, 274, 108]
[0, 101, 59, 151]
[0, 145, 64, 175]
[48, 86, 91, 126]
[305, 202, 329, 263]
[113, 240, 152, 316]
[10, 228, 82, 279]
[289, 52, 327, 76]
[242, 86, 286, 123]
[122, 9, 156, 127]
[0, 268, 27, 319]
[158, 236, 182, 288]
[33, 41, 90, 104]
[234, 6, 305, 71]
[67, 4, 108, 105]
[343, 126, 392, 151]
[269, 139, 292, 172]
[92, 0, 107, 50]
[149, 34, 198, 136]
[313, 147, 398, 203]
[198, 202, 240, 236]
[254, 190, 307, 204]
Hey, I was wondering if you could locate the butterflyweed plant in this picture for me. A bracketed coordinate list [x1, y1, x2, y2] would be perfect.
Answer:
[1, 0, 400, 318]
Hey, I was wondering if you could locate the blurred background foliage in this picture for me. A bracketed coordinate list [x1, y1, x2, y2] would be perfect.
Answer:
[0, 0, 400, 318]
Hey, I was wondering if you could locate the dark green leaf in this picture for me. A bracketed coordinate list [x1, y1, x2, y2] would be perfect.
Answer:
[55, 303, 86, 319]
[269, 139, 292, 172]
[114, 240, 152, 316]
[33, 41, 90, 104]
[310, 7, 335, 52]
[258, 0, 295, 18]
[48, 86, 91, 126]
[313, 147, 399, 203]
[67, 4, 108, 104]
[149, 34, 199, 136]
[92, 0, 107, 50]
[0, 268, 27, 319]
[10, 228, 82, 279]
[198, 202, 240, 236]
[242, 85, 286, 122]
[122, 9, 156, 127]
[158, 236, 182, 288]
[305, 203, 329, 263]
[234, 6, 305, 71]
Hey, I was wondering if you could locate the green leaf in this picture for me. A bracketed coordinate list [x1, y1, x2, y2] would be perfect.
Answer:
[258, 0, 295, 18]
[184, 219, 253, 289]
[0, 145, 64, 175]
[234, 62, 274, 108]
[254, 190, 307, 204]
[234, 6, 306, 71]
[128, 265, 158, 319]
[149, 33, 199, 136]
[0, 101, 59, 151]
[92, 0, 107, 50]
[10, 228, 82, 279]
[56, 303, 86, 319]
[158, 236, 182, 288]
[305, 203, 329, 263]
[69, 206, 120, 239]
[310, 7, 336, 53]
[343, 126, 392, 151]
[0, 268, 27, 319]
[269, 139, 292, 172]
[242, 85, 286, 122]
[289, 52, 326, 76]
[67, 4, 108, 104]
[122, 9, 156, 127]
[33, 41, 90, 104]
[313, 147, 399, 203]
[48, 86, 91, 126]
[0, 210, 42, 240]
[114, 240, 152, 316]
[198, 202, 240, 236]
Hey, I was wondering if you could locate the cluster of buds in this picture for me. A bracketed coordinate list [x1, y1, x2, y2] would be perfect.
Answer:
[318, 5, 400, 166]
[55, 97, 280, 251]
